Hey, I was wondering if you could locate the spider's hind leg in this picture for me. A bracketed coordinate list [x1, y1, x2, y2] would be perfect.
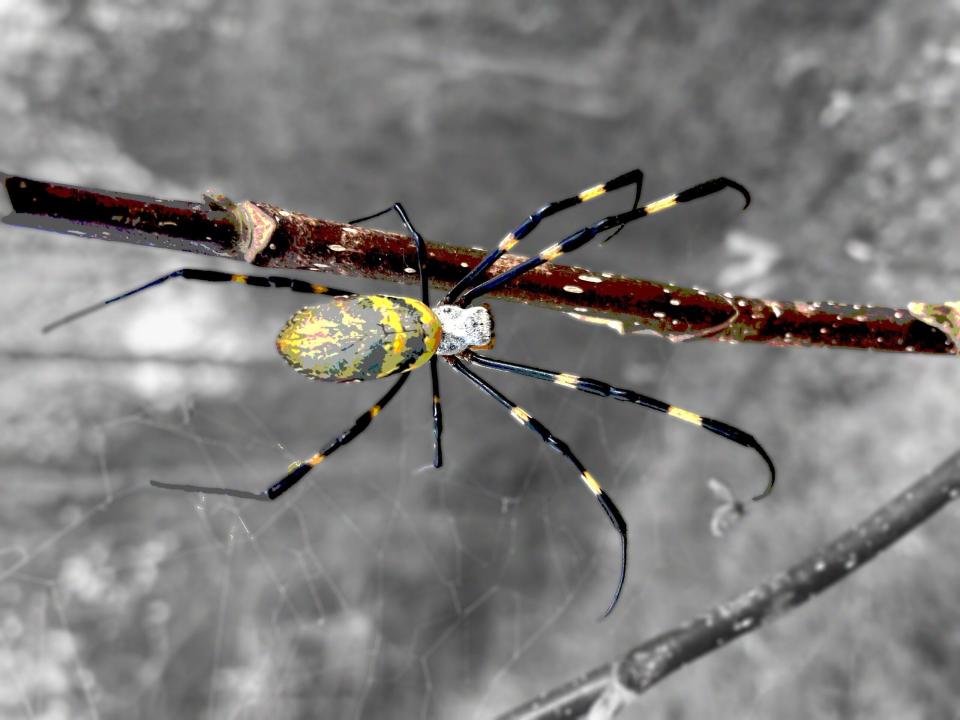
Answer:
[42, 268, 355, 334]
[152, 373, 411, 500]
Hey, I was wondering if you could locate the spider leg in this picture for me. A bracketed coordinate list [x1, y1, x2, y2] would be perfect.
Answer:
[430, 356, 443, 467]
[442, 169, 644, 305]
[466, 352, 775, 500]
[445, 356, 627, 619]
[458, 177, 751, 306]
[348, 203, 444, 468]
[42, 268, 355, 334]
[348, 203, 431, 304]
[152, 373, 410, 500]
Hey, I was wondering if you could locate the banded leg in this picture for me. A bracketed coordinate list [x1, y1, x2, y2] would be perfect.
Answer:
[467, 352, 774, 500]
[42, 268, 355, 334]
[348, 203, 444, 467]
[348, 203, 431, 303]
[152, 373, 410, 500]
[446, 356, 627, 619]
[443, 169, 644, 305]
[430, 357, 443, 467]
[458, 177, 751, 306]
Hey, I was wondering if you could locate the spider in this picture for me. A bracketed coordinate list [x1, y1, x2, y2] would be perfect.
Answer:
[44, 168, 775, 617]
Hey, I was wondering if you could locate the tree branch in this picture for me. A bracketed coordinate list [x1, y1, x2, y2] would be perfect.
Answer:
[2, 171, 957, 355]
[493, 448, 960, 719]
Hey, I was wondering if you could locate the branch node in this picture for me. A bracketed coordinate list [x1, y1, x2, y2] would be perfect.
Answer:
[203, 191, 278, 263]
[588, 664, 638, 719]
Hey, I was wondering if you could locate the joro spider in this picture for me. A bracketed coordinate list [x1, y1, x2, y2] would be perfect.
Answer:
[45, 168, 775, 617]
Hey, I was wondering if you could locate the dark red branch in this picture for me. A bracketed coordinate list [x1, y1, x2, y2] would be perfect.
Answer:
[2, 172, 957, 355]
[494, 449, 960, 719]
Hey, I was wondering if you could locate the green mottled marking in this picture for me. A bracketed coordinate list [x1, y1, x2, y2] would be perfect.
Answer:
[276, 295, 442, 382]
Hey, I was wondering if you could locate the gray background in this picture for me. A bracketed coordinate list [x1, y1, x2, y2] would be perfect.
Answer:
[2, 1, 960, 718]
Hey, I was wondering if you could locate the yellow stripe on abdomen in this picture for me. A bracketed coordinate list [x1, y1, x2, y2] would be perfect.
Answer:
[368, 296, 409, 377]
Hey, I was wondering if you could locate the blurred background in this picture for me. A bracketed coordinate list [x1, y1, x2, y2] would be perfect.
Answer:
[2, 1, 960, 718]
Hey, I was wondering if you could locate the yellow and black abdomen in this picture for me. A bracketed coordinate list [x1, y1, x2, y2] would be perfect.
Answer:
[276, 295, 442, 382]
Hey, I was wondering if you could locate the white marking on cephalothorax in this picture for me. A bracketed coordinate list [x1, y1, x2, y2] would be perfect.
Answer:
[434, 304, 493, 355]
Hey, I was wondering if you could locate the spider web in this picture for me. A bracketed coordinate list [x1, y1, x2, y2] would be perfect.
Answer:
[0, 108, 770, 720]
[8, 2, 960, 718]
[0, 5, 786, 717]
[0, 132, 763, 720]
[1, 210, 771, 719]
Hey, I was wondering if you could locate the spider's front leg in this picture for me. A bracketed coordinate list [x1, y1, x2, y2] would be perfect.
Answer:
[466, 352, 775, 500]
[443, 168, 644, 305]
[445, 356, 628, 619]
[457, 176, 750, 306]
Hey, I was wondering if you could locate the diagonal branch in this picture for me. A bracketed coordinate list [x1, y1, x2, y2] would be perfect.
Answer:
[493, 448, 960, 719]
[2, 171, 957, 355]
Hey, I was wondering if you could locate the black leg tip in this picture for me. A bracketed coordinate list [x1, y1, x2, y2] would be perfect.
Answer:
[750, 447, 776, 502]
[725, 177, 752, 209]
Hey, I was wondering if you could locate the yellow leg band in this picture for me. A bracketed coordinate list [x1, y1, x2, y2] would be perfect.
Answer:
[540, 244, 564, 261]
[667, 406, 702, 426]
[510, 406, 531, 424]
[498, 233, 518, 251]
[578, 184, 606, 202]
[644, 195, 678, 214]
[581, 471, 602, 495]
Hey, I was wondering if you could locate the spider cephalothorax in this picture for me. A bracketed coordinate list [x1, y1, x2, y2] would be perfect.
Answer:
[44, 168, 773, 618]
[434, 304, 493, 355]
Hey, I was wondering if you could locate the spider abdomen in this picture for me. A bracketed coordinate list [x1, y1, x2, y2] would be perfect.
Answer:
[276, 295, 442, 382]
